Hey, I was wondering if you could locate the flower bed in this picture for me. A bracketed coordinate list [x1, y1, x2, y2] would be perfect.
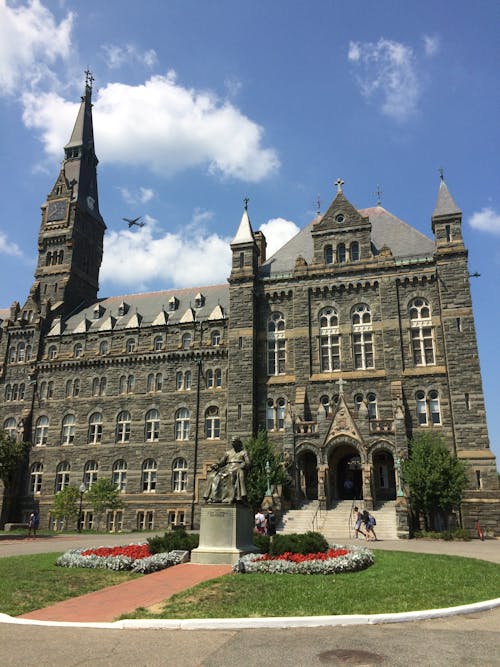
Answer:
[234, 544, 374, 574]
[56, 543, 185, 574]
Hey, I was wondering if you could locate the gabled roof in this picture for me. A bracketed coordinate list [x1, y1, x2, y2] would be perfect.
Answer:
[433, 179, 461, 218]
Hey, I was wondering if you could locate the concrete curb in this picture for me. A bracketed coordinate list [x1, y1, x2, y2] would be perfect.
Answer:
[2, 597, 500, 630]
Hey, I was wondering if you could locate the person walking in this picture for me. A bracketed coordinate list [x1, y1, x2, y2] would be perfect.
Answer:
[352, 506, 365, 539]
[265, 508, 277, 537]
[362, 509, 377, 541]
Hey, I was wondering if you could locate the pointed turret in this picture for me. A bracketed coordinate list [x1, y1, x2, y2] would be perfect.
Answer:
[230, 199, 260, 278]
[431, 172, 464, 248]
[432, 174, 461, 218]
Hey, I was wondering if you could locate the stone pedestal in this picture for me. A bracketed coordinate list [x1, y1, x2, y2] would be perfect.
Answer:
[191, 504, 259, 565]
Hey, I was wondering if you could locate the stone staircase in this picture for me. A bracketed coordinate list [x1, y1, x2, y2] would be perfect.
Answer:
[279, 500, 399, 541]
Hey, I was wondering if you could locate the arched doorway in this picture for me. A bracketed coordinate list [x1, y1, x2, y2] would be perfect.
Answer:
[296, 450, 318, 500]
[372, 449, 396, 501]
[327, 442, 363, 503]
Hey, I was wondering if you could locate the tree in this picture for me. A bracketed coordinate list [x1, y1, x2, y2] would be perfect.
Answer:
[51, 486, 80, 531]
[0, 431, 31, 526]
[85, 478, 124, 530]
[244, 430, 290, 508]
[403, 432, 468, 531]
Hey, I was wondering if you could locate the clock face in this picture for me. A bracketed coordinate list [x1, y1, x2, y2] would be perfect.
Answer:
[46, 200, 68, 222]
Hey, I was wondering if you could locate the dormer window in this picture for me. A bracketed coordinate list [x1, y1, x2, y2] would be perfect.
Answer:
[117, 302, 129, 317]
[93, 305, 103, 320]
[169, 296, 178, 311]
[194, 293, 205, 308]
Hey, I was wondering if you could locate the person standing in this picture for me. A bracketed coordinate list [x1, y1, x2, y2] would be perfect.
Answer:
[352, 506, 365, 539]
[254, 508, 266, 534]
[265, 508, 277, 536]
[28, 512, 39, 537]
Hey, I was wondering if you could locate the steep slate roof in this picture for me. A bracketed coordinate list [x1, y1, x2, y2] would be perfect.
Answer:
[260, 204, 435, 277]
[433, 179, 461, 217]
[54, 284, 229, 336]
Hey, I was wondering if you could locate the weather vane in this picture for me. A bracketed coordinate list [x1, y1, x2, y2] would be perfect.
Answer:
[373, 184, 383, 206]
[243, 197, 249, 211]
[316, 194, 321, 216]
[438, 167, 444, 181]
[84, 69, 94, 88]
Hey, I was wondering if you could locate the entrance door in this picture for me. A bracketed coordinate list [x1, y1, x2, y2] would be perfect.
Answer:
[338, 454, 363, 500]
[298, 451, 318, 500]
[373, 450, 396, 500]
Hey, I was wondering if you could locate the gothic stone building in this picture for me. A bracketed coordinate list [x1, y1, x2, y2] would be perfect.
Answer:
[1, 81, 499, 536]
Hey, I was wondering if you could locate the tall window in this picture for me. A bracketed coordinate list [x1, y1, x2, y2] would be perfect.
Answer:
[181, 333, 192, 350]
[145, 409, 160, 441]
[184, 370, 192, 390]
[337, 243, 346, 263]
[215, 368, 222, 387]
[116, 411, 131, 443]
[205, 406, 220, 439]
[61, 414, 75, 445]
[352, 304, 374, 370]
[416, 389, 441, 426]
[172, 458, 188, 492]
[211, 330, 221, 346]
[55, 461, 70, 492]
[3, 418, 17, 439]
[74, 343, 83, 358]
[267, 312, 286, 376]
[48, 345, 57, 359]
[35, 416, 49, 445]
[175, 408, 190, 440]
[30, 462, 43, 494]
[367, 393, 377, 419]
[153, 335, 163, 351]
[266, 398, 286, 430]
[112, 460, 127, 492]
[142, 459, 157, 492]
[126, 338, 136, 353]
[409, 298, 435, 366]
[319, 307, 340, 372]
[324, 245, 333, 264]
[84, 460, 98, 488]
[176, 371, 183, 390]
[88, 413, 103, 444]
[350, 241, 360, 261]
[155, 373, 163, 391]
[99, 340, 109, 356]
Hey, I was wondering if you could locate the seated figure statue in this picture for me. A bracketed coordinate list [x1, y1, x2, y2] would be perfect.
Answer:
[203, 437, 250, 504]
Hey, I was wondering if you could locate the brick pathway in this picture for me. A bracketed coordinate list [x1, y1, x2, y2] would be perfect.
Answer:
[18, 563, 232, 623]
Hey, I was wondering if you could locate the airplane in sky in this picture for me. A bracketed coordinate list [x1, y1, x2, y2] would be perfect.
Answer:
[123, 216, 145, 228]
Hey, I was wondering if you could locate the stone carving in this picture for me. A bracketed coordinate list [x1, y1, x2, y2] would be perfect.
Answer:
[203, 437, 250, 504]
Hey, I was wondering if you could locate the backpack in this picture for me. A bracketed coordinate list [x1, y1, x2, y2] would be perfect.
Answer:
[370, 515, 376, 526]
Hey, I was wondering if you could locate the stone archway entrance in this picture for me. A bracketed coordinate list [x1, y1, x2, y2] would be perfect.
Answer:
[327, 443, 363, 505]
[296, 450, 318, 500]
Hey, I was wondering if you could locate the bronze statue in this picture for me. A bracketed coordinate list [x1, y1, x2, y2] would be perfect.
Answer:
[203, 437, 250, 503]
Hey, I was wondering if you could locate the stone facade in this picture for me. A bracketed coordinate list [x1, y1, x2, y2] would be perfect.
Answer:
[0, 82, 498, 535]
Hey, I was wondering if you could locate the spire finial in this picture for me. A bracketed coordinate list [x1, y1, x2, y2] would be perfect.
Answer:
[316, 194, 321, 216]
[243, 197, 249, 211]
[438, 166, 444, 181]
[84, 69, 94, 90]
[373, 184, 384, 206]
[334, 178, 345, 194]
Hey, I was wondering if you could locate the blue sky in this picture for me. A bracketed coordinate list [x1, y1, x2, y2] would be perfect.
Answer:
[0, 0, 499, 464]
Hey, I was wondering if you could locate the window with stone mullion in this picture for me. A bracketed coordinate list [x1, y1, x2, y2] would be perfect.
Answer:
[320, 334, 340, 372]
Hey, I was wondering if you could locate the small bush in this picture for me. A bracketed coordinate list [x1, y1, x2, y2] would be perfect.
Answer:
[253, 531, 328, 556]
[413, 529, 471, 541]
[147, 528, 199, 554]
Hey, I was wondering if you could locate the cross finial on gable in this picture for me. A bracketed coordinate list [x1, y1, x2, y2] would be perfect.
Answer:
[335, 178, 345, 194]
[316, 194, 321, 216]
[373, 184, 384, 206]
[243, 197, 249, 211]
[438, 167, 444, 181]
[336, 377, 346, 395]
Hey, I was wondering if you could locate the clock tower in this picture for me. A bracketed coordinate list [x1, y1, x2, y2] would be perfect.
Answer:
[30, 72, 106, 317]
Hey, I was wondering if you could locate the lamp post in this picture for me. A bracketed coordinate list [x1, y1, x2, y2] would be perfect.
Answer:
[191, 356, 203, 530]
[265, 460, 271, 496]
[77, 482, 86, 533]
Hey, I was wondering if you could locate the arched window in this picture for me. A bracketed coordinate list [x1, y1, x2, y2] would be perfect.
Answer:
[47, 381, 54, 399]
[145, 409, 160, 441]
[349, 241, 360, 261]
[116, 411, 131, 443]
[17, 343, 25, 362]
[175, 408, 190, 440]
[416, 389, 441, 426]
[416, 390, 427, 425]
[320, 395, 331, 416]
[181, 332, 192, 350]
[266, 399, 275, 430]
[429, 390, 441, 424]
[46, 252, 52, 266]
[92, 377, 100, 396]
[319, 307, 340, 372]
[99, 377, 106, 396]
[142, 459, 157, 492]
[176, 371, 183, 390]
[352, 304, 374, 370]
[119, 375, 127, 394]
[5, 385, 12, 401]
[35, 415, 49, 445]
[206, 369, 214, 388]
[99, 341, 109, 356]
[147, 373, 155, 392]
[184, 370, 192, 390]
[153, 335, 163, 351]
[18, 383, 25, 400]
[215, 368, 222, 387]
[367, 393, 377, 419]
[409, 298, 435, 366]
[8, 347, 16, 363]
[12, 384, 19, 401]
[205, 406, 220, 439]
[61, 414, 75, 444]
[266, 398, 286, 430]
[172, 458, 188, 492]
[55, 461, 70, 492]
[3, 418, 17, 439]
[48, 345, 57, 360]
[267, 312, 286, 376]
[30, 462, 43, 494]
[324, 244, 333, 265]
[276, 397, 286, 430]
[25, 345, 32, 361]
[211, 330, 221, 346]
[112, 460, 127, 492]
[88, 413, 103, 444]
[84, 460, 98, 488]
[126, 375, 135, 393]
[155, 373, 163, 391]
[74, 343, 83, 358]
[126, 338, 136, 353]
[354, 394, 364, 413]
[336, 243, 346, 263]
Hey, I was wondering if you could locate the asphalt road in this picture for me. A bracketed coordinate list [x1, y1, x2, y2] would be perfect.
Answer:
[1, 533, 499, 666]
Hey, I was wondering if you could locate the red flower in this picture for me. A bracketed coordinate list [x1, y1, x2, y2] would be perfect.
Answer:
[258, 548, 349, 563]
[81, 544, 151, 560]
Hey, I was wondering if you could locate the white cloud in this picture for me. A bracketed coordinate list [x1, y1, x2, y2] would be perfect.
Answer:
[22, 72, 280, 182]
[468, 207, 500, 234]
[119, 186, 155, 205]
[422, 34, 440, 57]
[0, 0, 74, 96]
[100, 215, 231, 290]
[0, 231, 22, 257]
[348, 38, 421, 121]
[259, 217, 300, 258]
[102, 43, 158, 70]
[139, 187, 155, 203]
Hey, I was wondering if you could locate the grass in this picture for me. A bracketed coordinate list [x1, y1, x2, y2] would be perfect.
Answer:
[122, 550, 500, 619]
[0, 552, 139, 617]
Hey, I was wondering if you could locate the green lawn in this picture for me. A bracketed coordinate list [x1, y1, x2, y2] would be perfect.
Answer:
[0, 550, 498, 620]
[123, 551, 500, 619]
[0, 553, 139, 616]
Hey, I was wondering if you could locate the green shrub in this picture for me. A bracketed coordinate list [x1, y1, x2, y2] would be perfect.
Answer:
[253, 532, 270, 553]
[147, 528, 199, 554]
[413, 529, 471, 541]
[255, 531, 328, 556]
